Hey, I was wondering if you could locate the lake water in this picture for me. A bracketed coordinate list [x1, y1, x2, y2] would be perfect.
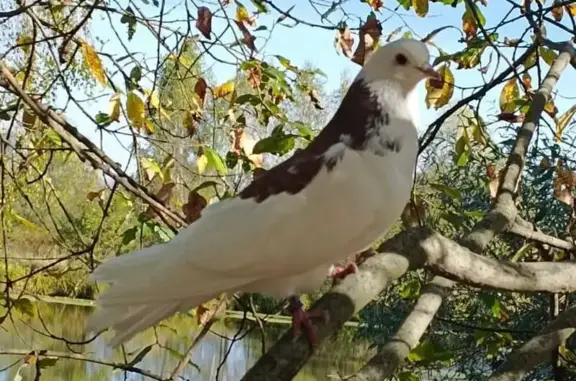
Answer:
[0, 302, 375, 381]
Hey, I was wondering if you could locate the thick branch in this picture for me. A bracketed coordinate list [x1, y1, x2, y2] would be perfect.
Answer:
[241, 41, 576, 381]
[488, 306, 576, 381]
[345, 41, 576, 381]
[0, 61, 187, 229]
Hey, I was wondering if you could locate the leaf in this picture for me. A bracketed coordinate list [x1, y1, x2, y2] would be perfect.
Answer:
[196, 153, 208, 174]
[552, 0, 564, 20]
[399, 279, 421, 299]
[120, 7, 137, 40]
[334, 24, 354, 58]
[276, 4, 294, 23]
[126, 345, 153, 368]
[130, 65, 142, 83]
[13, 297, 35, 317]
[140, 157, 163, 181]
[499, 78, 519, 114]
[195, 78, 208, 107]
[412, 0, 429, 17]
[234, 20, 257, 51]
[122, 226, 138, 245]
[568, 3, 576, 15]
[213, 81, 235, 98]
[38, 357, 59, 368]
[236, 2, 255, 26]
[81, 41, 107, 86]
[352, 13, 382, 66]
[183, 111, 199, 136]
[204, 147, 228, 175]
[108, 93, 121, 122]
[141, 182, 175, 220]
[182, 191, 207, 224]
[425, 64, 454, 109]
[196, 6, 212, 39]
[253, 134, 296, 156]
[232, 128, 263, 167]
[10, 211, 41, 231]
[275, 55, 298, 72]
[430, 183, 462, 199]
[126, 91, 146, 131]
[555, 104, 576, 142]
[539, 46, 558, 66]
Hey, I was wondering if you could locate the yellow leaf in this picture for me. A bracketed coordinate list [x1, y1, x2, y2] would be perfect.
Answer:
[144, 88, 160, 109]
[197, 154, 208, 174]
[126, 91, 145, 131]
[539, 47, 558, 66]
[236, 3, 255, 26]
[554, 104, 576, 142]
[499, 78, 519, 114]
[412, 0, 429, 17]
[213, 81, 235, 98]
[108, 93, 121, 122]
[424, 64, 454, 110]
[366, 0, 383, 10]
[81, 41, 107, 86]
[568, 4, 576, 16]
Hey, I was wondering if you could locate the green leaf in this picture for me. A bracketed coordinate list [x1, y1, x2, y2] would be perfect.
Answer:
[13, 297, 35, 317]
[398, 372, 420, 381]
[130, 65, 142, 82]
[126, 345, 153, 368]
[225, 151, 239, 169]
[120, 7, 137, 40]
[38, 357, 59, 368]
[204, 147, 228, 175]
[294, 122, 314, 140]
[399, 279, 421, 300]
[9, 211, 41, 231]
[122, 226, 138, 246]
[430, 183, 462, 200]
[253, 134, 296, 156]
[250, 0, 268, 13]
[95, 112, 112, 126]
[274, 55, 298, 72]
[539, 46, 558, 66]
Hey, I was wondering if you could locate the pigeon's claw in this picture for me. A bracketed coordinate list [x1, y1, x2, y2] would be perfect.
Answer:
[287, 296, 328, 346]
[329, 262, 359, 281]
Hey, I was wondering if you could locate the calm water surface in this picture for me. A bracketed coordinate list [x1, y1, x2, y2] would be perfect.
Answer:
[0, 303, 374, 381]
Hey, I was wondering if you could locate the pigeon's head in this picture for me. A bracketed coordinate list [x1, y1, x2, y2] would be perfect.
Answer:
[361, 38, 441, 92]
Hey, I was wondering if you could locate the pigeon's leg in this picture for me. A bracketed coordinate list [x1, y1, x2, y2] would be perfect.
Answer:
[329, 262, 358, 281]
[287, 296, 328, 345]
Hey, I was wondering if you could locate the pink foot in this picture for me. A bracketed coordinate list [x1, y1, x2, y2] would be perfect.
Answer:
[287, 296, 329, 346]
[329, 262, 359, 281]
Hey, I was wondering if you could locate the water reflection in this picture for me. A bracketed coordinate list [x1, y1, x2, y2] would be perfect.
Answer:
[0, 303, 374, 381]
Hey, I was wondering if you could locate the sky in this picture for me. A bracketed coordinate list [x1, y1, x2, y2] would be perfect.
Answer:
[54, 0, 576, 172]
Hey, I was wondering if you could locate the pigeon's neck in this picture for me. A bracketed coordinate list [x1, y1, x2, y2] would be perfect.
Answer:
[365, 79, 419, 127]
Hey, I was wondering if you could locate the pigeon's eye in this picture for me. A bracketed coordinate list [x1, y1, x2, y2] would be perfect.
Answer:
[395, 54, 408, 66]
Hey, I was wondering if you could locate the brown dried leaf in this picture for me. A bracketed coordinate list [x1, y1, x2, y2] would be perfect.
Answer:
[232, 128, 263, 167]
[195, 78, 207, 108]
[552, 0, 564, 21]
[182, 191, 208, 224]
[352, 15, 382, 66]
[334, 25, 354, 58]
[142, 182, 175, 220]
[367, 0, 383, 11]
[196, 7, 212, 39]
[234, 20, 257, 52]
[247, 67, 261, 88]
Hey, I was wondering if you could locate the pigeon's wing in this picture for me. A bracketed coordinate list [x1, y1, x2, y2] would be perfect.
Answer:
[91, 144, 388, 304]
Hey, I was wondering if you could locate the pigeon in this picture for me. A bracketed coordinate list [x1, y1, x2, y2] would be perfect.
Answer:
[87, 38, 439, 347]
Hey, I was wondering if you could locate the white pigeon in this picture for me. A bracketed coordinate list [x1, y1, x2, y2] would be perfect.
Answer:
[87, 38, 439, 346]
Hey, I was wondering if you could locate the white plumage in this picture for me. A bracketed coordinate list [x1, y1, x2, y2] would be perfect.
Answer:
[87, 38, 438, 346]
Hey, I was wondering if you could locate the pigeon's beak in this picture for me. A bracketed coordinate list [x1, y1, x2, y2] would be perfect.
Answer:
[416, 63, 441, 80]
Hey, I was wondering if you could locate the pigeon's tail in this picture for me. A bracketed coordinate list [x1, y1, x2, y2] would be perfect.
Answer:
[87, 244, 216, 346]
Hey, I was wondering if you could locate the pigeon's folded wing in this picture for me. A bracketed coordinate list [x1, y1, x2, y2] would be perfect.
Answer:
[91, 145, 386, 304]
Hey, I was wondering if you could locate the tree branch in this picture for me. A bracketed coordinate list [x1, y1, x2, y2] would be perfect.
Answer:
[0, 349, 163, 380]
[0, 61, 187, 230]
[488, 306, 576, 381]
